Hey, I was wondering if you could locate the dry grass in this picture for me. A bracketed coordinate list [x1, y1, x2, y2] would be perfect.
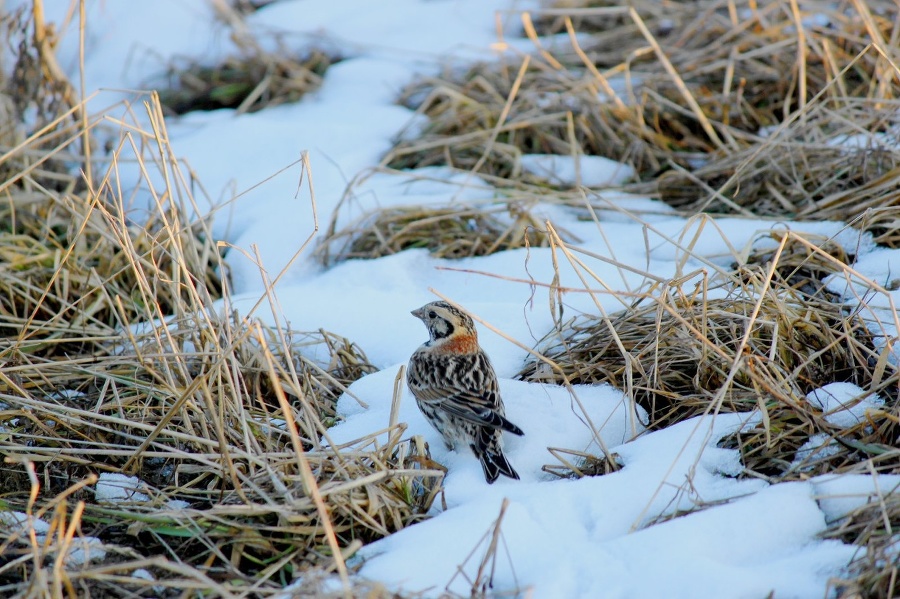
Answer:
[648, 100, 900, 246]
[826, 484, 900, 598]
[157, 3, 339, 115]
[315, 167, 595, 266]
[516, 222, 900, 591]
[520, 228, 898, 481]
[5, 0, 900, 595]
[157, 50, 336, 116]
[317, 197, 555, 266]
[0, 8, 439, 596]
[385, 57, 676, 179]
[385, 0, 900, 247]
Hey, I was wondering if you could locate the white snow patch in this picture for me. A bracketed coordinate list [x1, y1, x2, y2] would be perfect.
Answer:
[814, 473, 900, 522]
[0, 511, 51, 536]
[95, 473, 151, 503]
[0, 511, 107, 566]
[806, 382, 885, 428]
[519, 153, 635, 187]
[793, 433, 842, 471]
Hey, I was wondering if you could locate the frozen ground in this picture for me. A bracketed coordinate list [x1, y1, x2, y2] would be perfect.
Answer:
[18, 0, 900, 596]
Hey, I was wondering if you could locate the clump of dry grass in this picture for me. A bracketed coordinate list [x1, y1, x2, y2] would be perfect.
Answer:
[315, 167, 592, 267]
[385, 57, 675, 179]
[0, 111, 439, 594]
[386, 0, 900, 194]
[0, 310, 436, 563]
[0, 10, 439, 596]
[158, 50, 336, 116]
[0, 166, 222, 358]
[1, 4, 87, 194]
[1, 7, 221, 360]
[825, 485, 900, 598]
[534, 0, 897, 99]
[157, 3, 338, 115]
[520, 229, 898, 482]
[650, 102, 900, 247]
[317, 200, 553, 266]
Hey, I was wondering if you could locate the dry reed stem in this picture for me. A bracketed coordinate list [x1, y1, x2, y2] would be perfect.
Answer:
[444, 498, 522, 598]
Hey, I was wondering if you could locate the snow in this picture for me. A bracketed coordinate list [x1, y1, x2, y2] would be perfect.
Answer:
[592, 484, 853, 599]
[813, 473, 900, 522]
[95, 473, 151, 503]
[0, 510, 107, 566]
[519, 153, 635, 187]
[94, 473, 192, 511]
[825, 246, 900, 311]
[351, 415, 855, 597]
[806, 382, 885, 428]
[16, 0, 899, 595]
[793, 433, 842, 471]
[0, 510, 51, 536]
[131, 568, 154, 581]
[64, 536, 109, 566]
[823, 246, 900, 369]
[328, 368, 644, 494]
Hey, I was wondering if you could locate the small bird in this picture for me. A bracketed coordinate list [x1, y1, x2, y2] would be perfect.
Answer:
[407, 301, 524, 483]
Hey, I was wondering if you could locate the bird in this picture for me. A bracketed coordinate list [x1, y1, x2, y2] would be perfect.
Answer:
[406, 301, 524, 483]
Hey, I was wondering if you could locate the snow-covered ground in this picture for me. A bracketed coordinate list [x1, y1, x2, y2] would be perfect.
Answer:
[18, 0, 900, 596]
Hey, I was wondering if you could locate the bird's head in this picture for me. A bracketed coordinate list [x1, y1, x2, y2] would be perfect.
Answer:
[411, 301, 479, 351]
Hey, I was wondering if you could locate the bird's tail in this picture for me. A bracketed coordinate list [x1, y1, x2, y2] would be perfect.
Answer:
[472, 432, 520, 484]
[478, 449, 520, 484]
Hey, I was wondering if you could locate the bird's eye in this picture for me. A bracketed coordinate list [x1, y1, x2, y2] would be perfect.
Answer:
[428, 311, 437, 319]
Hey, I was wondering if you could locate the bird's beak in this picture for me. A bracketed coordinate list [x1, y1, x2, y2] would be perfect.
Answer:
[411, 307, 425, 319]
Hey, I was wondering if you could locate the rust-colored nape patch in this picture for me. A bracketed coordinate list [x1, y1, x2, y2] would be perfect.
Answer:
[440, 333, 479, 355]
